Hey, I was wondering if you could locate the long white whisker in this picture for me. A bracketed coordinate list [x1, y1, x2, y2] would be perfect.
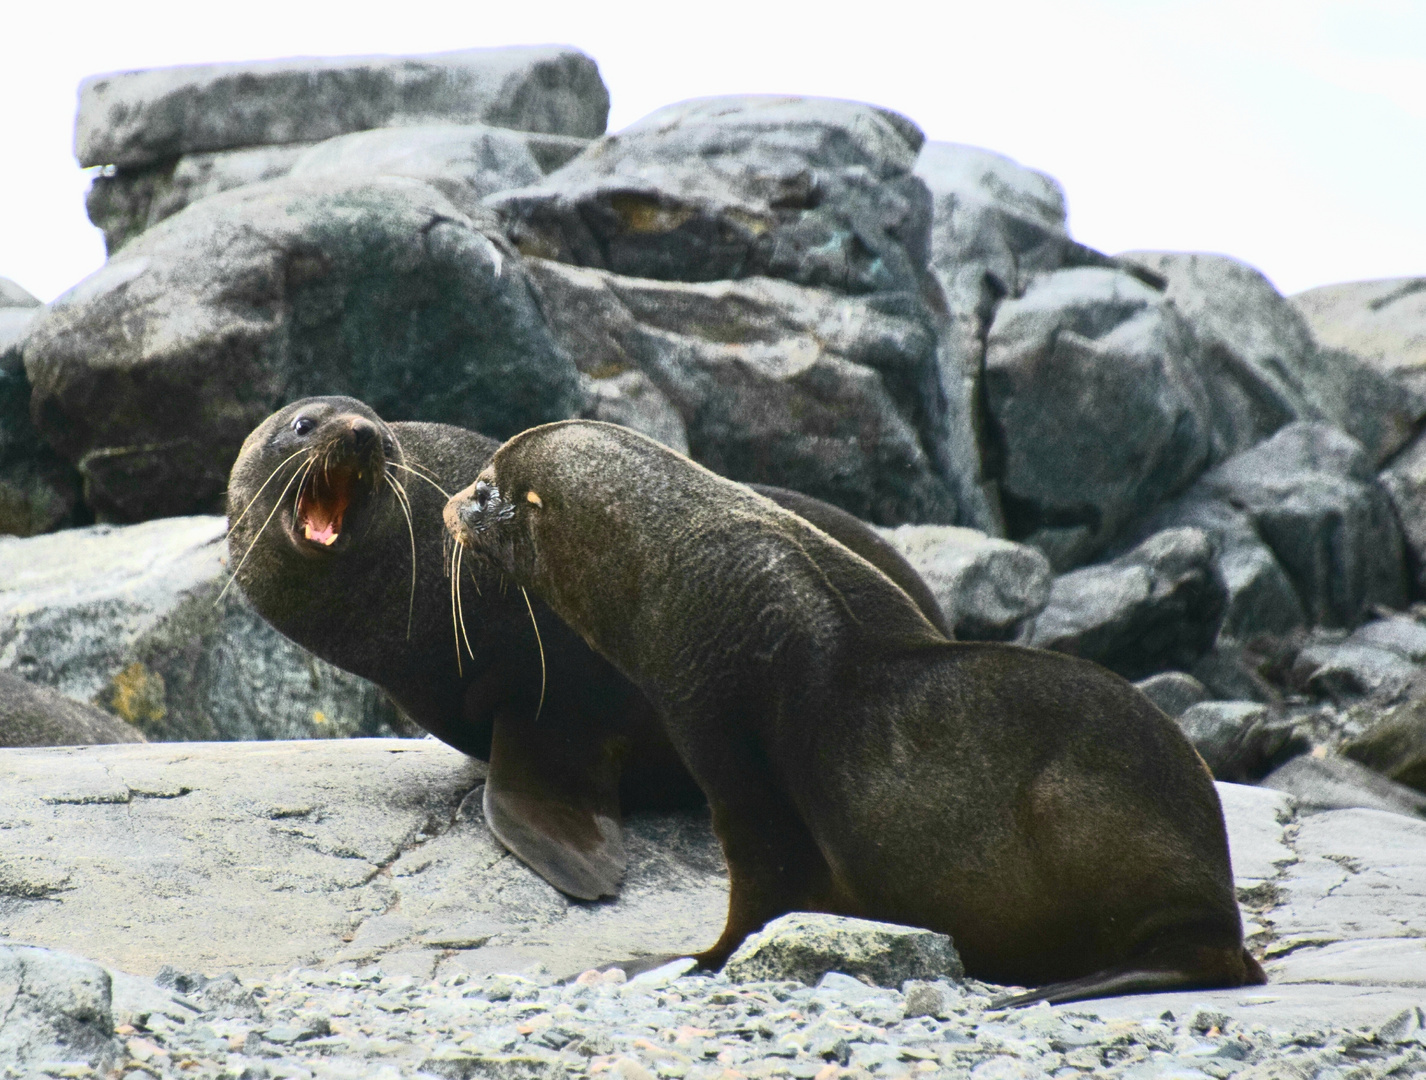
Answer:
[215, 460, 309, 606]
[389, 461, 452, 500]
[225, 448, 308, 539]
[455, 544, 475, 661]
[384, 474, 418, 641]
[521, 586, 546, 724]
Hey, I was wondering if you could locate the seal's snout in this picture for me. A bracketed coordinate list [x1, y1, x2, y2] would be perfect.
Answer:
[344, 416, 379, 455]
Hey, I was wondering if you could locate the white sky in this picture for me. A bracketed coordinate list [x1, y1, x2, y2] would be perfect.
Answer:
[2, 0, 1422, 303]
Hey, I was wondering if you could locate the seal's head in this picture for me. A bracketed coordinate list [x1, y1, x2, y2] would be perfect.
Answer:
[444, 462, 541, 584]
[228, 396, 406, 559]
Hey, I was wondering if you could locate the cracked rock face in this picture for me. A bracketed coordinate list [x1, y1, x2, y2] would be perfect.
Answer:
[22, 174, 580, 522]
[0, 944, 121, 1071]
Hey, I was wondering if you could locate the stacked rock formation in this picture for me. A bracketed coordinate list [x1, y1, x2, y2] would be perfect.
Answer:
[1, 45, 1426, 820]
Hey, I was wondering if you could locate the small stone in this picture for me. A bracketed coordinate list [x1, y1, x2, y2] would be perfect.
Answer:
[1134, 672, 1211, 718]
[901, 980, 950, 1020]
[722, 913, 963, 988]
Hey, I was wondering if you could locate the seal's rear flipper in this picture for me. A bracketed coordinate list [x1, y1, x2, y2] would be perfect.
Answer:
[992, 946, 1267, 1009]
[483, 715, 627, 901]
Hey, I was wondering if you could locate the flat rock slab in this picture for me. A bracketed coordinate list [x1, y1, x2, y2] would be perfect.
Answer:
[0, 740, 727, 982]
[3, 743, 1425, 1034]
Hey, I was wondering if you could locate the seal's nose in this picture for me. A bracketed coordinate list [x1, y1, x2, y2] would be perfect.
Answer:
[345, 417, 379, 454]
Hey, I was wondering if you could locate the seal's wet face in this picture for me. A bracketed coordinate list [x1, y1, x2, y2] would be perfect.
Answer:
[444, 467, 532, 581]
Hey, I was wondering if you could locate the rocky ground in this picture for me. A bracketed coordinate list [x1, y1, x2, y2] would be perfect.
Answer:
[3, 740, 1425, 1078]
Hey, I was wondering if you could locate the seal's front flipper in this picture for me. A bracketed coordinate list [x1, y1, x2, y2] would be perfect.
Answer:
[483, 714, 627, 901]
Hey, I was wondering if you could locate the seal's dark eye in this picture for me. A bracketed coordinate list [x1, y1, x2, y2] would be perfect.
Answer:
[291, 416, 316, 437]
[475, 480, 493, 510]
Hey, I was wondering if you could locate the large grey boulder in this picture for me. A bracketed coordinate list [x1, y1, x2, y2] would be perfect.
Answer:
[0, 671, 145, 747]
[721, 913, 963, 988]
[85, 142, 312, 254]
[1027, 527, 1226, 679]
[24, 174, 579, 522]
[287, 123, 545, 216]
[491, 95, 930, 298]
[874, 524, 1050, 639]
[1292, 277, 1426, 397]
[1122, 252, 1425, 465]
[1175, 701, 1310, 782]
[88, 125, 588, 256]
[0, 740, 728, 981]
[1, 281, 83, 538]
[1261, 754, 1426, 818]
[1123, 495, 1306, 642]
[984, 267, 1212, 568]
[576, 369, 689, 454]
[0, 515, 402, 741]
[524, 257, 958, 525]
[76, 45, 609, 169]
[1344, 696, 1426, 793]
[1192, 422, 1407, 627]
[0, 944, 121, 1071]
[1290, 617, 1426, 705]
[1133, 670, 1210, 718]
[1378, 427, 1426, 594]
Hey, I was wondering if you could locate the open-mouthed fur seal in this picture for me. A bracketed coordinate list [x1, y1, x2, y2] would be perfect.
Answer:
[443, 419, 1266, 1005]
[225, 397, 948, 901]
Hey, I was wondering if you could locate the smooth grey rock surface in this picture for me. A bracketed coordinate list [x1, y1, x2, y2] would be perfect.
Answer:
[1176, 701, 1310, 782]
[85, 142, 312, 254]
[1193, 422, 1407, 627]
[874, 525, 1050, 639]
[0, 278, 40, 309]
[491, 95, 929, 297]
[0, 944, 120, 1071]
[287, 122, 546, 216]
[1124, 496, 1307, 643]
[0, 740, 727, 981]
[1260, 753, 1426, 818]
[1293, 277, 1426, 397]
[984, 267, 1212, 568]
[76, 45, 610, 168]
[0, 515, 401, 741]
[0, 670, 145, 747]
[1294, 640, 1419, 705]
[1123, 252, 1425, 465]
[24, 174, 578, 522]
[722, 913, 963, 988]
[1028, 527, 1226, 679]
[523, 257, 958, 525]
[1133, 671, 1210, 718]
[577, 369, 689, 454]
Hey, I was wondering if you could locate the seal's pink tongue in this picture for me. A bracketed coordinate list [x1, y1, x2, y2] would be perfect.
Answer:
[296, 470, 352, 547]
[303, 520, 340, 546]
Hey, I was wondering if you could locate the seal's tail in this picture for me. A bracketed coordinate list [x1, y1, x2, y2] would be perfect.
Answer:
[993, 946, 1267, 1009]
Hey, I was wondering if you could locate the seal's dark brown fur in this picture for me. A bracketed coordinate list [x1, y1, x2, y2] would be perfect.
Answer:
[227, 397, 946, 900]
[445, 420, 1266, 1004]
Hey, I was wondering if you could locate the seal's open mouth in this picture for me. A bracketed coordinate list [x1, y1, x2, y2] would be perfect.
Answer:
[296, 465, 355, 547]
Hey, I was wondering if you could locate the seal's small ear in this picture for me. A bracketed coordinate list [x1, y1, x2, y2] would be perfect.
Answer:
[526, 490, 543, 508]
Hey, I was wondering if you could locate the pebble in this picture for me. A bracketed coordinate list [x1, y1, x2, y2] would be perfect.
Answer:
[92, 964, 1426, 1080]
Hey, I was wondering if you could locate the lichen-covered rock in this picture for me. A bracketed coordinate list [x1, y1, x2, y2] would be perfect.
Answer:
[1133, 671, 1210, 718]
[1344, 697, 1426, 794]
[1192, 422, 1407, 628]
[76, 45, 610, 169]
[721, 913, 963, 988]
[0, 516, 402, 741]
[1292, 277, 1426, 397]
[523, 257, 958, 525]
[0, 671, 145, 747]
[874, 524, 1050, 639]
[1176, 701, 1310, 782]
[24, 175, 579, 522]
[984, 267, 1212, 568]
[1123, 252, 1425, 465]
[1027, 527, 1226, 680]
[491, 95, 930, 298]
[0, 944, 120, 1071]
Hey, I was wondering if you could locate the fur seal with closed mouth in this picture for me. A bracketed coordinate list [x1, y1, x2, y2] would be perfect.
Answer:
[225, 396, 948, 901]
[444, 419, 1266, 1005]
